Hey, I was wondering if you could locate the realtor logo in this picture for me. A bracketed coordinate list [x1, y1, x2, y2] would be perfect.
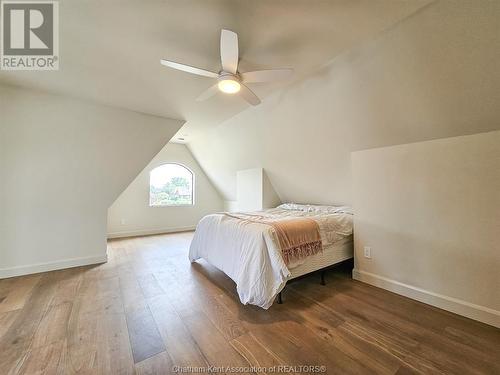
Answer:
[1, 1, 59, 70]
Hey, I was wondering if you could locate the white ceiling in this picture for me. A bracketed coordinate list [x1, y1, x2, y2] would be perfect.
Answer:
[0, 0, 431, 142]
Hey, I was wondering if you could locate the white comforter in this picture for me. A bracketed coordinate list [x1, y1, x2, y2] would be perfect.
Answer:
[189, 204, 353, 309]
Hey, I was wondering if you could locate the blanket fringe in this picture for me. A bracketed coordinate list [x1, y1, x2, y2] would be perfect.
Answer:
[281, 240, 323, 265]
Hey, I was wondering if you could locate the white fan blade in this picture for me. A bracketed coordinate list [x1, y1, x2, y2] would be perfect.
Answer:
[160, 59, 218, 78]
[196, 84, 219, 101]
[241, 69, 293, 83]
[220, 29, 238, 74]
[239, 83, 261, 106]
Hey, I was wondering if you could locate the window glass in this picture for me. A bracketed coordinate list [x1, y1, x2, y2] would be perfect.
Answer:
[150, 164, 194, 206]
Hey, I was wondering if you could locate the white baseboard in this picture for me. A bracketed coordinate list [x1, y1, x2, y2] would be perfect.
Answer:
[107, 225, 196, 239]
[352, 269, 500, 328]
[0, 254, 108, 279]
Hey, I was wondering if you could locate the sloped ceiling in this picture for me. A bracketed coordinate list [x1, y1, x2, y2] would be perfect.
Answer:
[0, 85, 184, 273]
[0, 0, 431, 142]
[187, 0, 500, 205]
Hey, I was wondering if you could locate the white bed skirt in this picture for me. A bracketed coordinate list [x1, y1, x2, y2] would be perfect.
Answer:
[288, 236, 353, 279]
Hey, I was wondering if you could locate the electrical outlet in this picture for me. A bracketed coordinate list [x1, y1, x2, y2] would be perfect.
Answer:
[120, 218, 126, 225]
[364, 246, 371, 259]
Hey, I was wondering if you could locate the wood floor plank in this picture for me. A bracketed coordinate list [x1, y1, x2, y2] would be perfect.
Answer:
[119, 272, 149, 313]
[96, 312, 135, 374]
[49, 271, 83, 307]
[279, 290, 400, 374]
[290, 280, 423, 349]
[73, 278, 124, 319]
[221, 291, 397, 375]
[395, 364, 424, 375]
[0, 232, 498, 375]
[0, 310, 20, 341]
[181, 279, 248, 341]
[0, 274, 42, 313]
[0, 272, 62, 373]
[189, 261, 240, 300]
[165, 280, 251, 372]
[289, 285, 439, 373]
[291, 279, 498, 374]
[138, 274, 166, 299]
[31, 302, 72, 349]
[229, 332, 291, 375]
[126, 306, 166, 363]
[180, 311, 252, 373]
[14, 339, 66, 375]
[444, 325, 500, 357]
[156, 259, 249, 344]
[330, 274, 500, 346]
[135, 352, 174, 375]
[65, 298, 100, 373]
[252, 318, 373, 375]
[338, 321, 444, 374]
[148, 296, 209, 368]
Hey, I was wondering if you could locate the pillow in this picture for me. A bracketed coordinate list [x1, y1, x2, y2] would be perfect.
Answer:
[277, 203, 353, 215]
[277, 203, 308, 211]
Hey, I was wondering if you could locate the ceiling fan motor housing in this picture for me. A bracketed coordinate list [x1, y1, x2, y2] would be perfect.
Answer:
[218, 72, 240, 81]
[217, 73, 241, 94]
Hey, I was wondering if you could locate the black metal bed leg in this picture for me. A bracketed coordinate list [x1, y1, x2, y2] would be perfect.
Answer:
[277, 291, 283, 304]
[320, 270, 326, 286]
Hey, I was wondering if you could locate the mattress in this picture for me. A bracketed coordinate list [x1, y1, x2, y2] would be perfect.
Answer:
[189, 204, 353, 308]
[288, 236, 353, 279]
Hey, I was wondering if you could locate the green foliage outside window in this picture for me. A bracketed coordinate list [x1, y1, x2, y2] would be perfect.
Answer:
[150, 164, 193, 206]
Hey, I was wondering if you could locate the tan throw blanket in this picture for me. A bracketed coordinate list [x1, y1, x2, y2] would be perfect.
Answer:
[224, 213, 323, 265]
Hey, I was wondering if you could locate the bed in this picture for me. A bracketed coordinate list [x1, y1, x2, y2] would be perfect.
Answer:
[189, 203, 353, 309]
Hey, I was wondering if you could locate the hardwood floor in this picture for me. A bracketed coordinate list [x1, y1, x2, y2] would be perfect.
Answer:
[0, 232, 499, 374]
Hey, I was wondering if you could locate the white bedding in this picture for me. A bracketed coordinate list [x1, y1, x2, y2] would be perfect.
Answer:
[189, 204, 353, 309]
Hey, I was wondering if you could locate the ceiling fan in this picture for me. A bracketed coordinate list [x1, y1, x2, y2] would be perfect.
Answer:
[160, 29, 293, 106]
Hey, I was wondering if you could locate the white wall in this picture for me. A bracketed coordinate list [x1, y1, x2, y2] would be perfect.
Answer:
[263, 171, 281, 211]
[107, 143, 223, 238]
[188, 0, 500, 206]
[234, 168, 281, 212]
[236, 168, 264, 212]
[0, 85, 183, 278]
[352, 131, 500, 328]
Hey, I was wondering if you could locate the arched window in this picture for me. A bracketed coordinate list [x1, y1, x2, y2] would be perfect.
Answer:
[149, 163, 194, 206]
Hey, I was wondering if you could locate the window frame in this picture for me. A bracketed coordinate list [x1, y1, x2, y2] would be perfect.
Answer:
[149, 162, 195, 207]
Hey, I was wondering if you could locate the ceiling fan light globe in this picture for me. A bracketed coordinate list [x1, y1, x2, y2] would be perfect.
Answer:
[218, 79, 241, 94]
